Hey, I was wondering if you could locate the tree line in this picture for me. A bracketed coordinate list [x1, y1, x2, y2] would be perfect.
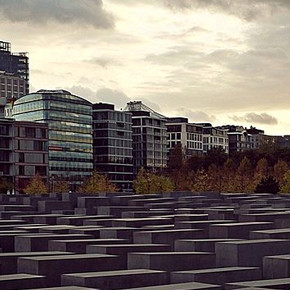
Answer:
[166, 145, 290, 194]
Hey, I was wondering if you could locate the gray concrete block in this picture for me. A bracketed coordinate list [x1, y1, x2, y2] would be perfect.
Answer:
[48, 238, 129, 254]
[86, 244, 171, 267]
[263, 254, 290, 279]
[128, 252, 215, 272]
[175, 239, 241, 252]
[216, 239, 290, 267]
[0, 273, 46, 289]
[15, 234, 94, 252]
[18, 253, 123, 286]
[250, 228, 290, 239]
[225, 278, 290, 289]
[209, 222, 273, 239]
[121, 281, 222, 289]
[61, 269, 167, 289]
[112, 217, 173, 228]
[0, 251, 73, 274]
[171, 267, 261, 285]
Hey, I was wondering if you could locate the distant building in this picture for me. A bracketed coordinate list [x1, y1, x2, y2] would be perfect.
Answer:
[12, 90, 93, 190]
[166, 117, 203, 157]
[0, 118, 48, 192]
[0, 71, 27, 117]
[218, 125, 251, 154]
[200, 123, 229, 154]
[92, 103, 133, 191]
[246, 126, 265, 149]
[0, 41, 29, 94]
[14, 120, 49, 191]
[124, 101, 167, 175]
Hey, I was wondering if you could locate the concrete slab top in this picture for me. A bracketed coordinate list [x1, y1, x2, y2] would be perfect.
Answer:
[0, 273, 44, 281]
[63, 269, 165, 278]
[172, 266, 260, 274]
[19, 253, 117, 261]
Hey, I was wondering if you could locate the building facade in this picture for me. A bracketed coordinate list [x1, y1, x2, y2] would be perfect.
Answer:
[124, 101, 167, 175]
[12, 90, 93, 190]
[218, 125, 251, 154]
[200, 123, 229, 154]
[0, 41, 29, 94]
[92, 103, 133, 191]
[166, 117, 203, 157]
[0, 118, 48, 193]
[0, 71, 27, 117]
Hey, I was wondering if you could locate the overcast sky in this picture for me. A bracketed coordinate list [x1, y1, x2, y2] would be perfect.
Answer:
[1, 0, 289, 135]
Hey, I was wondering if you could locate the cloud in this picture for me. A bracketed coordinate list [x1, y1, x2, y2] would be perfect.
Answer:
[85, 57, 121, 68]
[95, 88, 130, 109]
[0, 0, 114, 29]
[230, 112, 278, 125]
[159, 0, 290, 21]
[177, 107, 216, 122]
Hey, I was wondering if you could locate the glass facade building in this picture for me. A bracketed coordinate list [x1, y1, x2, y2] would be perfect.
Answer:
[12, 90, 93, 189]
[93, 103, 133, 191]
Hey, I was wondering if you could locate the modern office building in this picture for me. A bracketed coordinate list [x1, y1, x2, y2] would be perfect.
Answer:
[0, 41, 29, 94]
[124, 101, 167, 175]
[166, 117, 203, 158]
[0, 71, 27, 117]
[12, 90, 93, 190]
[0, 118, 14, 185]
[200, 123, 229, 154]
[0, 118, 48, 193]
[92, 103, 133, 190]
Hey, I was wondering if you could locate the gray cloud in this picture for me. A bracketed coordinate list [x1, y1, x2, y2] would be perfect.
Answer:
[231, 112, 278, 125]
[95, 88, 130, 109]
[85, 57, 121, 68]
[159, 0, 290, 21]
[177, 107, 216, 122]
[0, 0, 114, 29]
[66, 86, 131, 109]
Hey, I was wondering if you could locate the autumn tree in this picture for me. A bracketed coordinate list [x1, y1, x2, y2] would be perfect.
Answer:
[221, 158, 237, 192]
[78, 171, 118, 194]
[0, 177, 13, 194]
[253, 158, 270, 188]
[54, 180, 70, 193]
[25, 174, 48, 194]
[273, 159, 289, 188]
[234, 157, 254, 192]
[133, 168, 174, 194]
[281, 170, 290, 193]
[254, 176, 280, 194]
[191, 169, 210, 192]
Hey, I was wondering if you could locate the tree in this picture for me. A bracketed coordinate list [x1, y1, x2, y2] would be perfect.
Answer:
[54, 180, 70, 193]
[191, 169, 210, 192]
[133, 168, 174, 194]
[253, 158, 270, 188]
[274, 159, 289, 187]
[221, 158, 237, 192]
[234, 157, 254, 192]
[281, 170, 290, 193]
[25, 174, 48, 194]
[78, 171, 118, 193]
[0, 177, 13, 194]
[254, 176, 280, 194]
[203, 147, 228, 170]
[207, 163, 223, 191]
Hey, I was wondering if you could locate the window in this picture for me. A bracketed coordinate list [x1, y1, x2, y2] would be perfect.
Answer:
[19, 153, 24, 163]
[19, 165, 24, 175]
[25, 127, 35, 138]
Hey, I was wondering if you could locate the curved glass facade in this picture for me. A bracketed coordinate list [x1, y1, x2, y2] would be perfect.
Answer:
[12, 90, 93, 189]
